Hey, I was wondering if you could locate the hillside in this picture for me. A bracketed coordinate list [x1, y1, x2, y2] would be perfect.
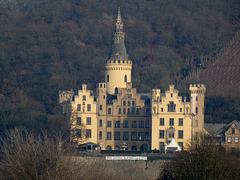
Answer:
[0, 0, 239, 132]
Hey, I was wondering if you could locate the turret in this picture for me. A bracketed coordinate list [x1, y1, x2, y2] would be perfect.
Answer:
[189, 84, 206, 134]
[105, 7, 132, 94]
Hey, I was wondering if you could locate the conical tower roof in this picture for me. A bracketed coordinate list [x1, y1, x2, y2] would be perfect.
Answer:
[109, 7, 128, 60]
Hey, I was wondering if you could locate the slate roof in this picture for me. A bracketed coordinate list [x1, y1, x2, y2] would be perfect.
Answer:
[205, 120, 240, 135]
[204, 123, 226, 135]
[109, 8, 128, 61]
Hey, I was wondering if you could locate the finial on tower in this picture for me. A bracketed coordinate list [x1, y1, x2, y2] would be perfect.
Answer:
[117, 7, 122, 23]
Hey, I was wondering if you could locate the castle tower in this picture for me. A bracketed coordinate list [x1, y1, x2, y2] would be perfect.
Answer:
[189, 84, 206, 136]
[105, 7, 132, 94]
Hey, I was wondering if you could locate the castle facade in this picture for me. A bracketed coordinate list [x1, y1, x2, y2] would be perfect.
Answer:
[59, 8, 206, 151]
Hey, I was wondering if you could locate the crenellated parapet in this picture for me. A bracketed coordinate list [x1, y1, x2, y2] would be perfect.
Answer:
[189, 84, 206, 94]
[105, 60, 132, 65]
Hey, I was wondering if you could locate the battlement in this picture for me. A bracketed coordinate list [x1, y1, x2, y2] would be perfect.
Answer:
[190, 84, 205, 88]
[105, 60, 132, 65]
[189, 84, 206, 93]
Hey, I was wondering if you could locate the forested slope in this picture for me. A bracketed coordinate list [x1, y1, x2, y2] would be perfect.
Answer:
[0, 0, 239, 132]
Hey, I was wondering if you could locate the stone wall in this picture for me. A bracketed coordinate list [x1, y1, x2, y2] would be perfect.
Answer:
[64, 156, 168, 180]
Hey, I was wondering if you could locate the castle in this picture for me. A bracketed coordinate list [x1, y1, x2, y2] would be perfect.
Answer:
[59, 8, 206, 151]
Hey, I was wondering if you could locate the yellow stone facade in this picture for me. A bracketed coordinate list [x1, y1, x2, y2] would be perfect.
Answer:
[151, 84, 206, 151]
[58, 8, 206, 151]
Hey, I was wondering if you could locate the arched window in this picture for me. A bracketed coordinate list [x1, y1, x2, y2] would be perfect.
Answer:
[132, 145, 137, 151]
[124, 75, 127, 82]
[115, 87, 118, 94]
[106, 146, 112, 150]
[123, 108, 126, 114]
[107, 75, 109, 82]
[123, 101, 126, 106]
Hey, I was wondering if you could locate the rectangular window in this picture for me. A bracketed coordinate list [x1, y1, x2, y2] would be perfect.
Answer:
[159, 130, 164, 138]
[195, 132, 198, 140]
[83, 95, 86, 101]
[138, 132, 144, 141]
[131, 132, 137, 141]
[77, 117, 81, 125]
[145, 132, 150, 141]
[123, 132, 129, 140]
[107, 121, 112, 127]
[132, 121, 137, 128]
[108, 108, 111, 114]
[123, 120, 128, 128]
[86, 129, 91, 138]
[114, 132, 120, 140]
[161, 108, 163, 112]
[227, 137, 232, 143]
[87, 104, 91, 111]
[169, 118, 174, 126]
[86, 117, 91, 125]
[128, 101, 130, 106]
[100, 105, 102, 111]
[232, 128, 235, 134]
[136, 108, 139, 115]
[146, 108, 150, 115]
[235, 137, 239, 143]
[139, 121, 144, 128]
[99, 131, 102, 140]
[178, 142, 183, 150]
[196, 107, 198, 114]
[168, 101, 176, 112]
[76, 129, 82, 138]
[178, 130, 183, 139]
[179, 118, 183, 126]
[132, 108, 135, 114]
[160, 118, 164, 126]
[107, 75, 109, 82]
[145, 121, 150, 128]
[195, 120, 198, 128]
[180, 108, 182, 112]
[99, 119, 102, 127]
[77, 104, 81, 111]
[115, 121, 120, 128]
[107, 132, 112, 140]
[159, 142, 165, 152]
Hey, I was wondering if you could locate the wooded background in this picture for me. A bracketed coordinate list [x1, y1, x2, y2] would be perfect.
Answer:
[0, 0, 239, 133]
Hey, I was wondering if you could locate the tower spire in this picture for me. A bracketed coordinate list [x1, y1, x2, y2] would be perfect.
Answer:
[105, 8, 132, 94]
[117, 7, 122, 24]
[108, 7, 128, 60]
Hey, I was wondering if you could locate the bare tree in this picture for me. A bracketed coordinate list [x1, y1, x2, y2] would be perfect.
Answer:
[159, 134, 240, 180]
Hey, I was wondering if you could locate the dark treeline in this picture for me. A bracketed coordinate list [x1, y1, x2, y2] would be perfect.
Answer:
[0, 0, 239, 133]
